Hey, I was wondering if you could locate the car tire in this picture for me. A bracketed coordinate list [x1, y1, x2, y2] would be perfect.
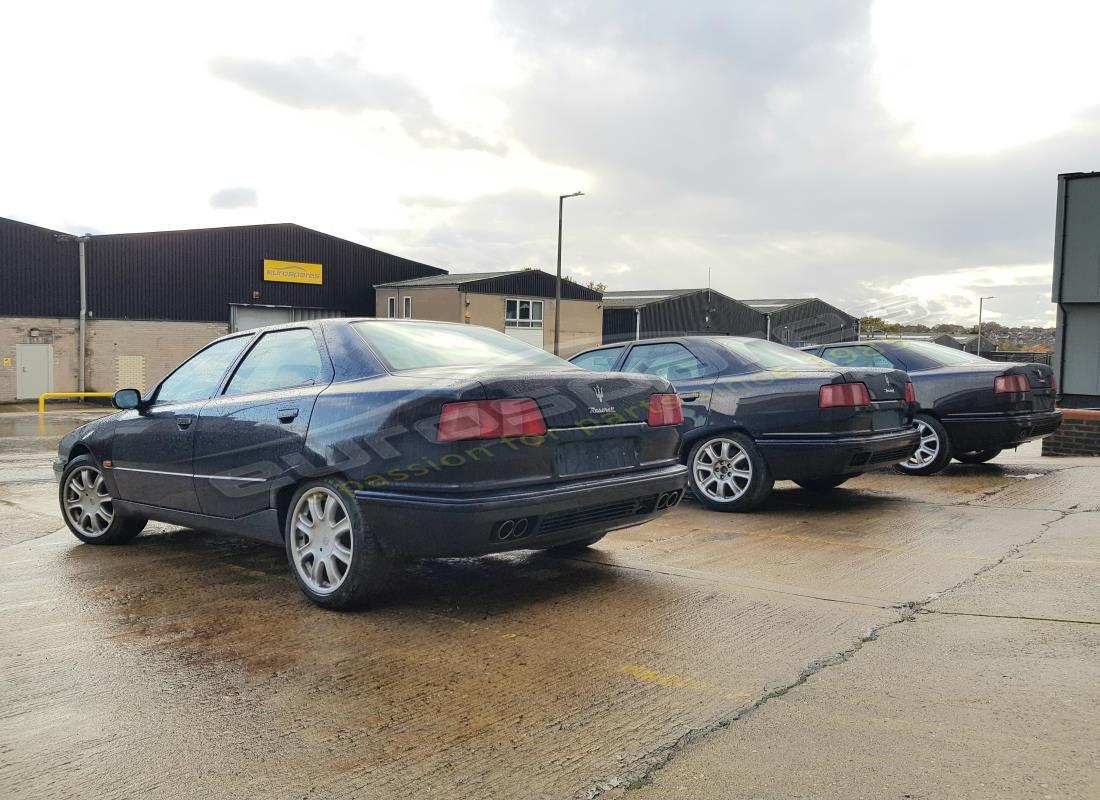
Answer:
[687, 431, 774, 512]
[59, 455, 147, 545]
[793, 474, 856, 491]
[954, 448, 1003, 464]
[544, 532, 607, 555]
[894, 415, 952, 476]
[284, 478, 395, 610]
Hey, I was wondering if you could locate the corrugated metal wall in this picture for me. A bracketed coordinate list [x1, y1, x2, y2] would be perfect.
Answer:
[1, 219, 445, 322]
[602, 308, 638, 342]
[85, 223, 444, 321]
[764, 299, 858, 345]
[463, 270, 601, 301]
[603, 291, 766, 344]
[0, 217, 80, 316]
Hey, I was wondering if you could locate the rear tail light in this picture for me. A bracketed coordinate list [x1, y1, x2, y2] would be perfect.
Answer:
[1051, 373, 1058, 392]
[648, 393, 684, 426]
[994, 374, 1029, 394]
[818, 382, 871, 408]
[437, 398, 546, 441]
[904, 381, 916, 404]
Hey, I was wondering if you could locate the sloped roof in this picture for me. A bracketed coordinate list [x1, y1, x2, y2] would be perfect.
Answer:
[601, 288, 709, 308]
[375, 271, 512, 289]
[376, 269, 602, 301]
[740, 298, 815, 312]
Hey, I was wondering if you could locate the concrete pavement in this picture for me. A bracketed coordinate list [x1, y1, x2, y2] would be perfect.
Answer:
[0, 412, 1096, 799]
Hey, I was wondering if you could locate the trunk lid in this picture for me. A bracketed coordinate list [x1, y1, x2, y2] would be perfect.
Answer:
[357, 365, 681, 493]
[1000, 362, 1057, 412]
[400, 364, 672, 429]
[831, 368, 912, 403]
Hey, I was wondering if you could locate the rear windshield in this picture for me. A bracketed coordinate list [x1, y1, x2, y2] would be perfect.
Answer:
[351, 320, 567, 370]
[710, 337, 834, 370]
[884, 341, 992, 370]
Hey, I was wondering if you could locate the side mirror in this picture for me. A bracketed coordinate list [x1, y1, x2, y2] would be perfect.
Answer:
[112, 388, 143, 410]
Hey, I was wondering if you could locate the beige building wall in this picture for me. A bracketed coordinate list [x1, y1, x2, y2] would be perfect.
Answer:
[86, 319, 229, 394]
[2, 299, 602, 402]
[465, 293, 507, 332]
[375, 289, 603, 357]
[1, 316, 228, 402]
[374, 287, 463, 322]
[553, 299, 604, 357]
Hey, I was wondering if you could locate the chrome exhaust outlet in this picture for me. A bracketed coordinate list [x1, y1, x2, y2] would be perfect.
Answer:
[496, 519, 515, 540]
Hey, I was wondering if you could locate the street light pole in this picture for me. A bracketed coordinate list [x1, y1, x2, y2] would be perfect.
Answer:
[977, 296, 995, 357]
[554, 191, 584, 356]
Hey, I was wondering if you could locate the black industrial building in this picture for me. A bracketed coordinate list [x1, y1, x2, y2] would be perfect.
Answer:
[1, 216, 446, 326]
[741, 298, 859, 346]
[1, 216, 446, 401]
[602, 289, 766, 344]
[601, 289, 857, 346]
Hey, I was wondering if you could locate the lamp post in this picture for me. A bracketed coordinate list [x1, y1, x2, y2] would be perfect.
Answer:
[554, 191, 584, 355]
[977, 296, 995, 357]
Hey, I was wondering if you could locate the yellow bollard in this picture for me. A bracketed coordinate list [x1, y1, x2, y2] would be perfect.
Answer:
[37, 392, 116, 413]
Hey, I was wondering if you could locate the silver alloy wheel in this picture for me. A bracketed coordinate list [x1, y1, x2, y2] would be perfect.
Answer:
[290, 488, 354, 595]
[693, 437, 753, 502]
[905, 419, 940, 469]
[63, 466, 115, 537]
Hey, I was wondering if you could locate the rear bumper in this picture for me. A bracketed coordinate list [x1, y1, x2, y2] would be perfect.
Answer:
[756, 427, 920, 480]
[942, 410, 1063, 453]
[351, 464, 689, 558]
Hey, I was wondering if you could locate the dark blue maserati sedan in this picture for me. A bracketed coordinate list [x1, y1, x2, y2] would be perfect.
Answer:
[54, 319, 688, 609]
[569, 336, 920, 511]
[802, 340, 1062, 475]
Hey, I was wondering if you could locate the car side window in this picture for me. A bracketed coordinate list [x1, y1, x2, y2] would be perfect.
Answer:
[154, 336, 251, 405]
[570, 346, 624, 371]
[622, 343, 707, 381]
[225, 329, 324, 396]
[821, 345, 895, 370]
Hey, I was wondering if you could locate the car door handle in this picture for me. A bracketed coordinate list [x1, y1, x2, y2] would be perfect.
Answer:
[277, 408, 299, 423]
[176, 416, 194, 430]
[678, 392, 700, 402]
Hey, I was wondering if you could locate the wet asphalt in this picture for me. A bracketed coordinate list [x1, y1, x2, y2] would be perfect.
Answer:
[1, 411, 1097, 799]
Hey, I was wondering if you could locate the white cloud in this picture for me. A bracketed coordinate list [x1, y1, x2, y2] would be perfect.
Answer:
[871, 0, 1100, 154]
[1, 0, 1096, 327]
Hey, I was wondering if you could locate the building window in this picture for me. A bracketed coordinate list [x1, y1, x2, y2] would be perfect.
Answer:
[505, 298, 543, 328]
[387, 297, 397, 318]
[403, 296, 413, 319]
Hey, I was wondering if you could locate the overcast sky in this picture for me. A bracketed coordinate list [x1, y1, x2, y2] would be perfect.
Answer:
[5, 1, 1100, 326]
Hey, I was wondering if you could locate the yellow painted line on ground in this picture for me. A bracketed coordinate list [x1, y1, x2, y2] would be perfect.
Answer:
[619, 664, 753, 701]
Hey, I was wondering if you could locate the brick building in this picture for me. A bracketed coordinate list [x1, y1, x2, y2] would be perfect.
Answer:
[0, 217, 445, 401]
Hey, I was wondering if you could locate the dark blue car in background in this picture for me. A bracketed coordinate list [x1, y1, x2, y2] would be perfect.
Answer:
[802, 340, 1062, 474]
[570, 336, 919, 511]
[55, 319, 688, 609]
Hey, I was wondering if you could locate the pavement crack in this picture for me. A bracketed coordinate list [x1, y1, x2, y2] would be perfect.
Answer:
[586, 613, 913, 799]
[593, 509, 1072, 799]
[918, 609, 1100, 626]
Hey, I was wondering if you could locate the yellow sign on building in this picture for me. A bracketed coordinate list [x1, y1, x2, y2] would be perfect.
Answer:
[263, 259, 323, 285]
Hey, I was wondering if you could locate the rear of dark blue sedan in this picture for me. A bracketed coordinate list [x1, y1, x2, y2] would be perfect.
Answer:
[54, 318, 687, 611]
[569, 336, 919, 511]
[804, 340, 1063, 474]
[300, 321, 689, 590]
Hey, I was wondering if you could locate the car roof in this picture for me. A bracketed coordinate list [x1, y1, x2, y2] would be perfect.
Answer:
[209, 315, 474, 343]
[574, 335, 763, 353]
